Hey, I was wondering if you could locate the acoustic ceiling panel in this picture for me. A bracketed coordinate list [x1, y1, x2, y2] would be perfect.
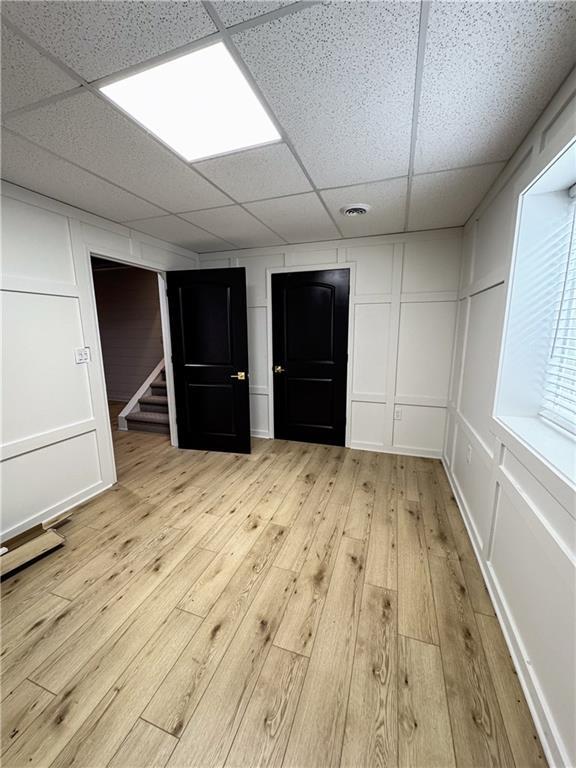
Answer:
[211, 1, 296, 27]
[408, 163, 505, 231]
[125, 215, 233, 252]
[1, 24, 78, 114]
[245, 192, 340, 243]
[321, 177, 408, 236]
[233, 1, 420, 188]
[415, 1, 576, 173]
[1, 131, 165, 222]
[1, 0, 217, 81]
[194, 143, 312, 202]
[181, 205, 285, 248]
[6, 91, 232, 212]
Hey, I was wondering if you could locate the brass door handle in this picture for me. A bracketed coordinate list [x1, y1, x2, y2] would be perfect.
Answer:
[230, 371, 246, 380]
[274, 365, 285, 374]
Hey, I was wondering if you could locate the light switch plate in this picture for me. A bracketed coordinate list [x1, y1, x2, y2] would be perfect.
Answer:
[74, 347, 91, 364]
[394, 406, 402, 420]
[466, 444, 472, 464]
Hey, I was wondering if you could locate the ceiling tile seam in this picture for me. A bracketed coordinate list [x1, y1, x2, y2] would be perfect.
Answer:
[225, 1, 321, 35]
[402, 0, 430, 233]
[0, 125, 184, 219]
[172, 209, 287, 248]
[2, 86, 86, 120]
[123, 211, 239, 248]
[1, 15, 89, 86]
[202, 0, 345, 239]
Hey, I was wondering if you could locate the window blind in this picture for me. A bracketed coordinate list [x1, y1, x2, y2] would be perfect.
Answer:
[540, 202, 576, 435]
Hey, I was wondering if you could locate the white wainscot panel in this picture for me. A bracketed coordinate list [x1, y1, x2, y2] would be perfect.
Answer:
[238, 253, 284, 305]
[289, 248, 337, 266]
[351, 401, 386, 449]
[450, 299, 467, 404]
[352, 303, 389, 398]
[140, 244, 194, 270]
[247, 306, 268, 389]
[250, 393, 269, 437]
[393, 404, 446, 453]
[444, 411, 456, 466]
[2, 292, 92, 446]
[452, 423, 494, 547]
[1, 196, 75, 284]
[1, 430, 101, 535]
[347, 244, 394, 296]
[205, 257, 231, 269]
[396, 301, 457, 401]
[460, 283, 505, 449]
[402, 238, 460, 293]
[490, 484, 576, 767]
[475, 183, 519, 282]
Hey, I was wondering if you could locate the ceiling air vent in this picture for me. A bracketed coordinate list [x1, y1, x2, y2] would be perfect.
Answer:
[340, 204, 371, 217]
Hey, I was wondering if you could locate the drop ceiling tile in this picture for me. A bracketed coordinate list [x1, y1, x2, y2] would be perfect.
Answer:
[181, 206, 284, 248]
[212, 1, 296, 27]
[125, 215, 232, 252]
[1, 24, 78, 113]
[408, 164, 505, 231]
[1, 1, 216, 81]
[1, 131, 164, 222]
[415, 1, 576, 173]
[194, 144, 312, 202]
[6, 91, 232, 212]
[245, 193, 340, 243]
[321, 178, 408, 237]
[233, 1, 420, 188]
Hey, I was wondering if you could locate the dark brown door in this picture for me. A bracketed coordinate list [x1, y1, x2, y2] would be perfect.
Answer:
[167, 268, 251, 453]
[272, 269, 350, 446]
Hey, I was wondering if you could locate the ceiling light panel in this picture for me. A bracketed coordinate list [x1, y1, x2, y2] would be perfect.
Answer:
[415, 1, 576, 173]
[233, 1, 420, 187]
[5, 91, 231, 212]
[195, 143, 312, 201]
[100, 42, 281, 163]
[1, 0, 217, 81]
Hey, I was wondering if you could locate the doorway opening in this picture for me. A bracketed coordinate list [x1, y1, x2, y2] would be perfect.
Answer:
[91, 256, 170, 473]
[271, 268, 350, 446]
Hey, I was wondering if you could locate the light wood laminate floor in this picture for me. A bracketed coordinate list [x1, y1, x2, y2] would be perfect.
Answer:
[1, 410, 546, 767]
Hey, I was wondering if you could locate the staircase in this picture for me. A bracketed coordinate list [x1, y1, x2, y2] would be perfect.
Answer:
[122, 366, 170, 435]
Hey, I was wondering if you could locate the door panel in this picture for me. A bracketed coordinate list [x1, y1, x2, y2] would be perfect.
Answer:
[167, 268, 250, 453]
[272, 269, 349, 446]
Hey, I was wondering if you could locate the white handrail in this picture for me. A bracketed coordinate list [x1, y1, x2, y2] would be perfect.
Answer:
[118, 359, 165, 431]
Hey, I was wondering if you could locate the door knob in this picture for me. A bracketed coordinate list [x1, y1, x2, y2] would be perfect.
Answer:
[230, 371, 246, 380]
[274, 365, 285, 374]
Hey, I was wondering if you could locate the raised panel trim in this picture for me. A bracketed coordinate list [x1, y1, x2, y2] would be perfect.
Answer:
[400, 291, 458, 303]
[351, 393, 387, 404]
[1, 420, 98, 461]
[1, 278, 79, 297]
[395, 395, 447, 408]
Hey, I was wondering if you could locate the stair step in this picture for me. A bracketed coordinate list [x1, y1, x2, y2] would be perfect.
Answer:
[140, 395, 168, 413]
[126, 410, 170, 434]
[150, 377, 167, 395]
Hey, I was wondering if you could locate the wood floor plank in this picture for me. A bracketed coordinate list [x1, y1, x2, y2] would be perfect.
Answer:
[434, 464, 495, 616]
[271, 446, 330, 527]
[476, 613, 546, 768]
[166, 566, 296, 768]
[397, 498, 439, 645]
[398, 635, 456, 768]
[282, 537, 364, 768]
[429, 554, 515, 768]
[2, 547, 214, 768]
[0, 679, 54, 755]
[108, 719, 178, 768]
[417, 469, 457, 559]
[0, 529, 64, 577]
[143, 523, 288, 737]
[344, 450, 378, 541]
[224, 646, 308, 768]
[341, 584, 397, 768]
[396, 456, 420, 504]
[50, 608, 201, 768]
[365, 453, 397, 590]
[273, 501, 348, 657]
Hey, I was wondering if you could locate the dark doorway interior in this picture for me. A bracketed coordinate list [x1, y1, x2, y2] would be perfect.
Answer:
[272, 268, 350, 446]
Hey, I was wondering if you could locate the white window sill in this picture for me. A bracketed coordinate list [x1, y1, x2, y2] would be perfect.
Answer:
[500, 415, 576, 485]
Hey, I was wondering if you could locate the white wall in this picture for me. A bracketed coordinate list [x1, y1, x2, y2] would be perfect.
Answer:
[93, 265, 164, 402]
[1, 182, 198, 540]
[199, 229, 461, 456]
[444, 67, 576, 768]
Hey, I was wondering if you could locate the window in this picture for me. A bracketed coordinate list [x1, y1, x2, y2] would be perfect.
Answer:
[496, 140, 576, 481]
[540, 201, 576, 434]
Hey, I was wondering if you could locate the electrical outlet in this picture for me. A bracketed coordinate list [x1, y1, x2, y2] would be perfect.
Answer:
[74, 347, 91, 364]
[394, 406, 402, 420]
[466, 444, 472, 464]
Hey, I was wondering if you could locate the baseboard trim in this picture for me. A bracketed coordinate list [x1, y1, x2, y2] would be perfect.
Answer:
[441, 457, 567, 768]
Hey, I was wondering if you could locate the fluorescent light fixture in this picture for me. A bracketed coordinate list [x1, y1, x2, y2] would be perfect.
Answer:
[100, 42, 280, 162]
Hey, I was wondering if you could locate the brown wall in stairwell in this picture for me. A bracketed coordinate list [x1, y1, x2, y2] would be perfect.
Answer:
[92, 261, 164, 402]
